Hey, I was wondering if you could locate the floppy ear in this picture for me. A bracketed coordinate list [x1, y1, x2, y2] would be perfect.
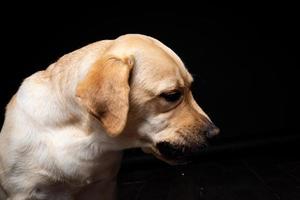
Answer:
[76, 56, 134, 137]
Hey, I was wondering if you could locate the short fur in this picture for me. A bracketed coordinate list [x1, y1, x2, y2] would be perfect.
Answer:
[0, 34, 218, 199]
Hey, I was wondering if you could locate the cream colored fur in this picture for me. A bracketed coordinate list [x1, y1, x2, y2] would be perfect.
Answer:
[0, 34, 215, 199]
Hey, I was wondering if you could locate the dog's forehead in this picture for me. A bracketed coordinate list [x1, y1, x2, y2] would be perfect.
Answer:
[147, 36, 193, 84]
[110, 34, 193, 92]
[114, 35, 193, 91]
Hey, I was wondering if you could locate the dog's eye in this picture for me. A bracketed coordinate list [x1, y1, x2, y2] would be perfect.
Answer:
[160, 90, 182, 102]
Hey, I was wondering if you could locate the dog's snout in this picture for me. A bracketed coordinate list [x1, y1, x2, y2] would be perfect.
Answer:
[205, 123, 220, 139]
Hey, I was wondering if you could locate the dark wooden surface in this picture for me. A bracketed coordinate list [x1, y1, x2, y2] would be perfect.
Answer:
[118, 153, 300, 200]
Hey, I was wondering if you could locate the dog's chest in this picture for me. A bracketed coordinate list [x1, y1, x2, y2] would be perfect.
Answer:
[34, 131, 122, 192]
[50, 134, 122, 181]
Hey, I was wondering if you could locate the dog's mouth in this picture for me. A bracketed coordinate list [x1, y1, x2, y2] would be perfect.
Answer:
[142, 141, 208, 165]
[155, 141, 208, 164]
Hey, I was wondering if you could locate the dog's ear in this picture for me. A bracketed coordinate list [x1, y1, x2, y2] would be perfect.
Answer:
[76, 56, 134, 137]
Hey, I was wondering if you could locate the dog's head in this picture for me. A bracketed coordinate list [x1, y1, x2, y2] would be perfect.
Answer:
[76, 34, 219, 164]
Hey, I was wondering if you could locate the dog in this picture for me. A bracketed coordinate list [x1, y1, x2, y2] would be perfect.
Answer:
[0, 34, 219, 199]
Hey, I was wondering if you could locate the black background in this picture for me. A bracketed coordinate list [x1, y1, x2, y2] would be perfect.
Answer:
[1, 2, 299, 158]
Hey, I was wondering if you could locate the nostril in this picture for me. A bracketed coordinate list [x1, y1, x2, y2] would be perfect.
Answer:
[206, 125, 220, 138]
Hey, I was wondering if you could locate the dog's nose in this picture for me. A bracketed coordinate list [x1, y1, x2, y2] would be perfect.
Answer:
[205, 123, 220, 139]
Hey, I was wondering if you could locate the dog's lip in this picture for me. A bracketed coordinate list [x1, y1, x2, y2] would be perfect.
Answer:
[159, 151, 194, 164]
[155, 151, 191, 165]
[156, 141, 208, 162]
[142, 146, 189, 165]
[142, 145, 193, 165]
[162, 156, 191, 165]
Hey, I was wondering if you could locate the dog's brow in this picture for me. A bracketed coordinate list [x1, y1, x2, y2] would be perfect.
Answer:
[159, 81, 187, 94]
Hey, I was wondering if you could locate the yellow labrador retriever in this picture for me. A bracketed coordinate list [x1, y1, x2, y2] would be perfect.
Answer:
[0, 34, 219, 199]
